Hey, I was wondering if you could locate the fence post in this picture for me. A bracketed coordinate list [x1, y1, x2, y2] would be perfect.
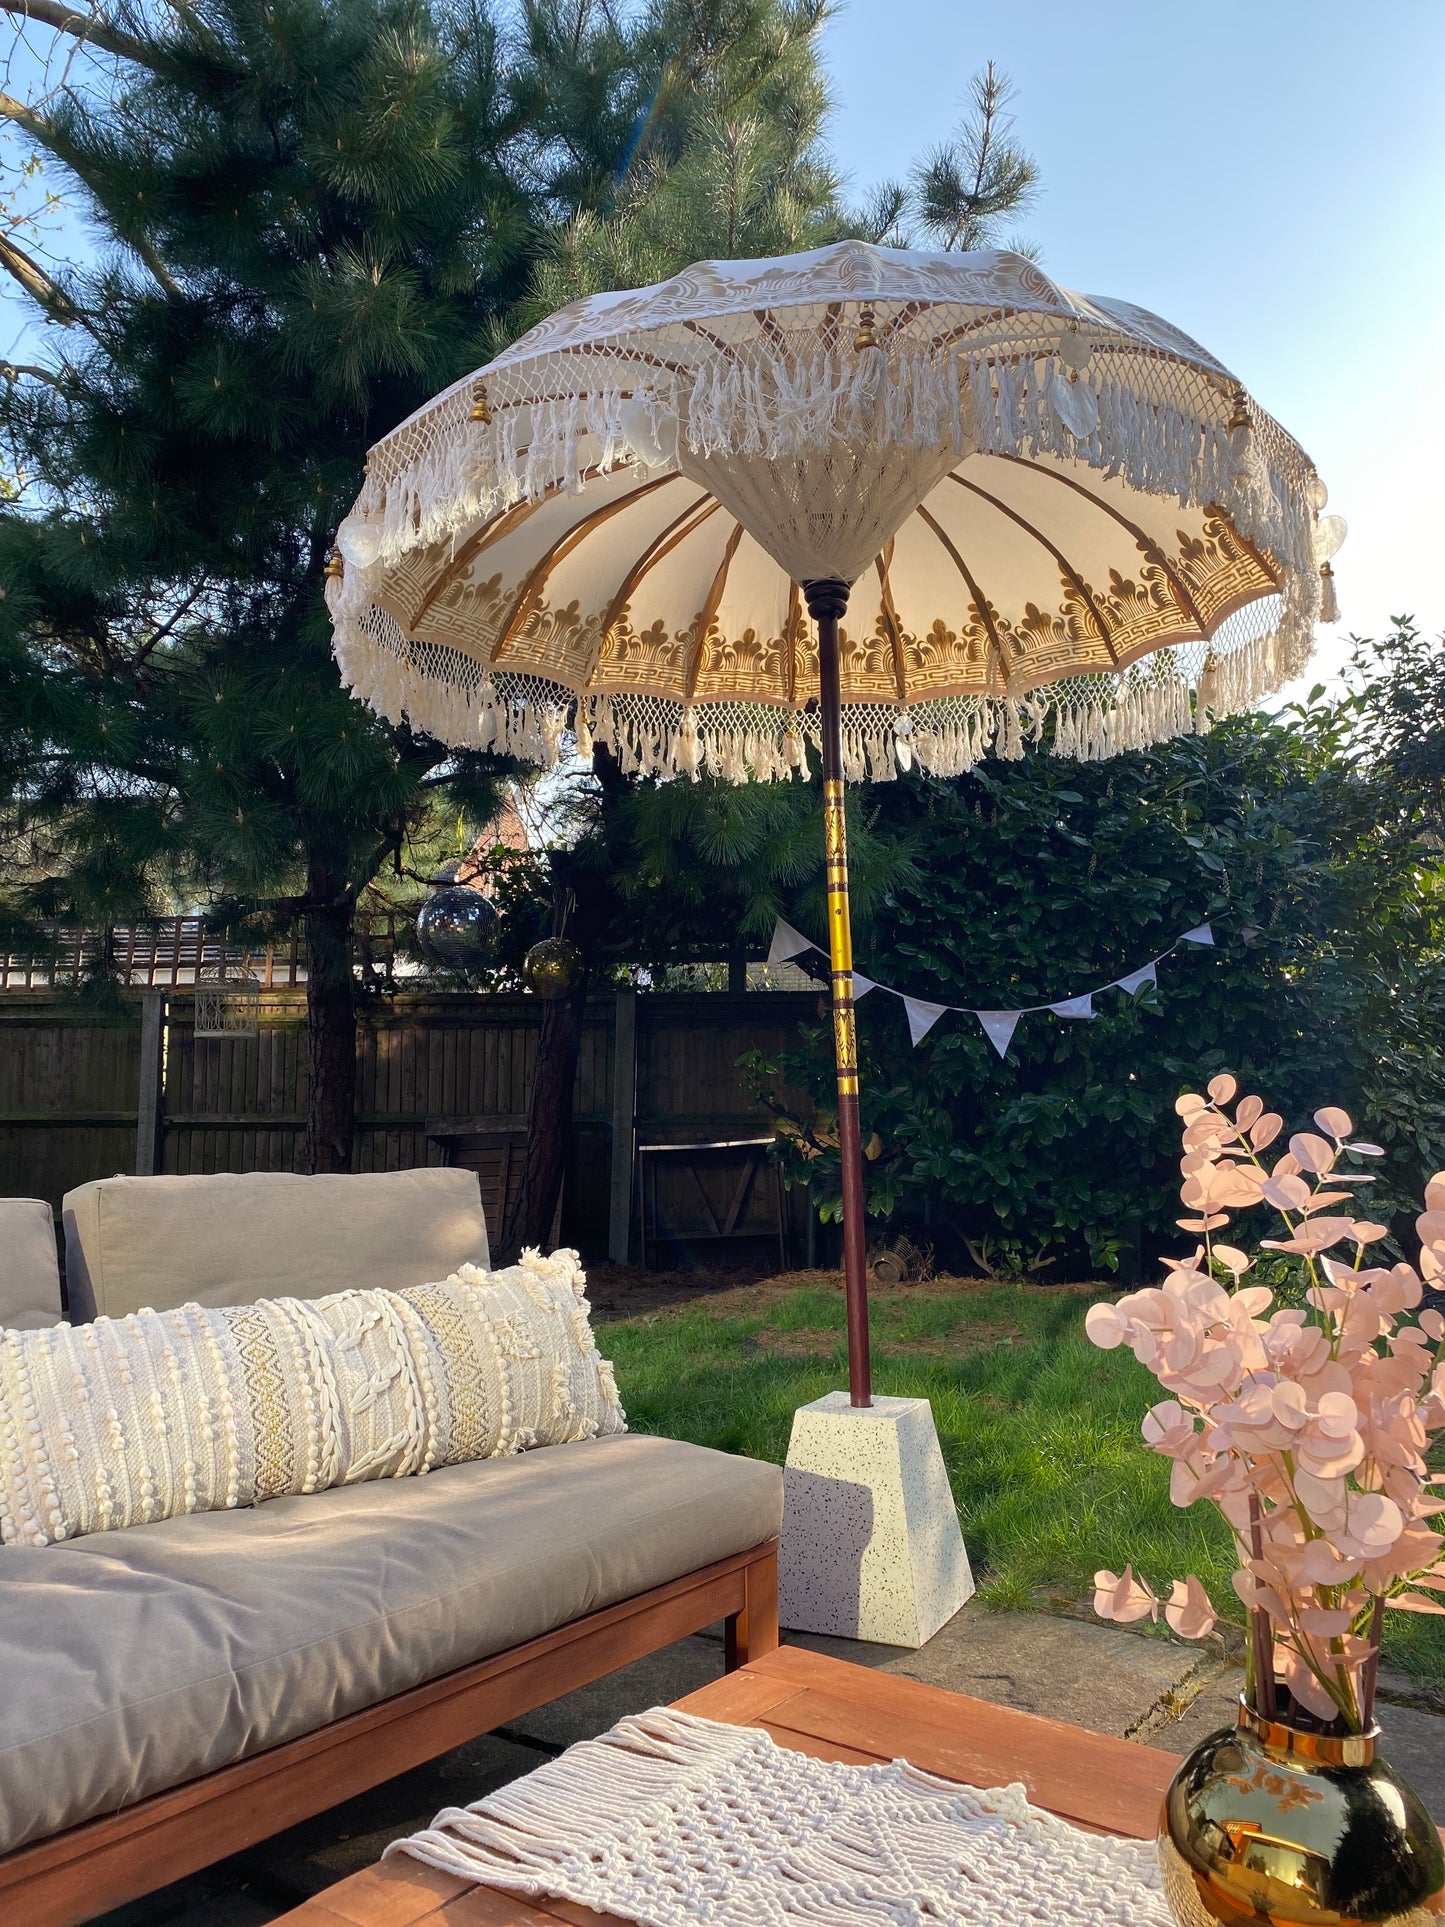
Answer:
[136, 990, 166, 1176]
[608, 985, 637, 1263]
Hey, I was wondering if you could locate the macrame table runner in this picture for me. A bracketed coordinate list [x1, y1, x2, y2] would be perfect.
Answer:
[388, 1708, 1173, 1927]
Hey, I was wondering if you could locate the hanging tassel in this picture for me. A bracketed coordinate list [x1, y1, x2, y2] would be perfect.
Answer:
[676, 709, 703, 779]
[573, 704, 594, 762]
[1319, 562, 1340, 625]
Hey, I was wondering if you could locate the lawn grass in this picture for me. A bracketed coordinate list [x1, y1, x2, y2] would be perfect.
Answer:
[604, 1284, 1445, 1689]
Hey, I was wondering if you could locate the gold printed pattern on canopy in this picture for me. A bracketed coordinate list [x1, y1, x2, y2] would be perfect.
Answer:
[329, 241, 1336, 781]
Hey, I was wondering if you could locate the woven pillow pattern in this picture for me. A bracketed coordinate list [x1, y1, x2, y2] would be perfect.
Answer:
[0, 1247, 624, 1546]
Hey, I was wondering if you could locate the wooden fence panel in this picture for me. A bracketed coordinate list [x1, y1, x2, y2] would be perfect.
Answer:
[0, 991, 820, 1259]
[0, 1007, 142, 1210]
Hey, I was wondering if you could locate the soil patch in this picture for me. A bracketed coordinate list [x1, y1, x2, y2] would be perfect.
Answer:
[585, 1259, 1109, 1323]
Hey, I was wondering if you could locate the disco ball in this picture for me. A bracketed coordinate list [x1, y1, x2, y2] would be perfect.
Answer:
[416, 880, 500, 972]
[523, 937, 584, 999]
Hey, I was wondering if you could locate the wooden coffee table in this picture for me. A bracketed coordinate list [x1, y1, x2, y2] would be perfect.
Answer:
[272, 1643, 1180, 1925]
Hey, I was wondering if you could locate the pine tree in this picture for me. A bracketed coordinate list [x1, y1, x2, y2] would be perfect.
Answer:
[0, 0, 847, 1175]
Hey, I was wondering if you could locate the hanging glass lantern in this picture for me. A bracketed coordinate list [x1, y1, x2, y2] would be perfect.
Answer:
[416, 862, 500, 972]
[194, 963, 262, 1039]
[523, 937, 583, 999]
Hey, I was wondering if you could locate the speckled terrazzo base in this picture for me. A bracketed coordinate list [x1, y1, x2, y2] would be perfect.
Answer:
[777, 1391, 975, 1647]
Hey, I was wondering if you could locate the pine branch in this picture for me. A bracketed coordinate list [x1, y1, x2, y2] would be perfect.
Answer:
[1, 356, 70, 387]
[0, 229, 102, 336]
[0, 0, 164, 74]
[0, 87, 183, 299]
[126, 227, 181, 298]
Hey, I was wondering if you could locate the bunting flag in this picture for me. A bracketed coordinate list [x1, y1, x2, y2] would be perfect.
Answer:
[1049, 993, 1094, 1020]
[976, 1010, 1023, 1059]
[768, 919, 814, 965]
[903, 997, 950, 1046]
[766, 916, 1221, 1062]
[1113, 961, 1158, 996]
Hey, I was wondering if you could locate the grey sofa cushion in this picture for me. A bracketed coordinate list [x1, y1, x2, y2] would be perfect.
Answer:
[62, 1167, 492, 1321]
[0, 1199, 62, 1330]
[0, 1433, 782, 1853]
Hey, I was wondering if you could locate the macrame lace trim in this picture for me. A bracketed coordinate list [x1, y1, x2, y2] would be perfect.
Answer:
[331, 594, 1300, 781]
[388, 1706, 1173, 1927]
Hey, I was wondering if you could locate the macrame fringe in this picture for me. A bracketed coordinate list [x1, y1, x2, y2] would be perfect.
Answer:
[331, 314, 1324, 784]
[389, 1708, 1030, 1889]
[386, 1705, 1168, 1927]
[328, 588, 1309, 785]
[346, 332, 1317, 598]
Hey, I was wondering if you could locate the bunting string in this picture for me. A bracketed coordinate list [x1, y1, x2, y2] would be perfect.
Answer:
[766, 919, 1216, 1060]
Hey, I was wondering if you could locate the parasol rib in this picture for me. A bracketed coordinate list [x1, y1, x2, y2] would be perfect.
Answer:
[913, 500, 1010, 696]
[784, 580, 802, 702]
[581, 493, 721, 686]
[487, 474, 679, 666]
[947, 472, 1122, 666]
[874, 543, 908, 702]
[683, 522, 745, 701]
[407, 469, 639, 630]
[1203, 507, 1283, 591]
[992, 453, 1213, 636]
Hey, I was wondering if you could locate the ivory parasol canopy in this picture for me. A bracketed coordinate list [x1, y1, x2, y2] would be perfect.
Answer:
[328, 241, 1341, 782]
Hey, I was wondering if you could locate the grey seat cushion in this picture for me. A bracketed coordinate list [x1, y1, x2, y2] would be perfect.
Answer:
[0, 1199, 62, 1330]
[0, 1434, 781, 1853]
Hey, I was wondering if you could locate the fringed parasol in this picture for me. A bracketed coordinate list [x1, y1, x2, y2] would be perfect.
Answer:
[327, 239, 1341, 1404]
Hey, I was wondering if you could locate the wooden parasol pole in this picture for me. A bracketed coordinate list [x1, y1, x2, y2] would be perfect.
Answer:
[804, 576, 871, 1406]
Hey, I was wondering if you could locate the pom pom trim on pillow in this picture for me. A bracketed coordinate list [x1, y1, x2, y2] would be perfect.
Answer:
[0, 1247, 624, 1546]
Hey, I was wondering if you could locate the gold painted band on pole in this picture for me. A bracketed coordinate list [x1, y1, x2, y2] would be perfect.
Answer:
[823, 777, 859, 1094]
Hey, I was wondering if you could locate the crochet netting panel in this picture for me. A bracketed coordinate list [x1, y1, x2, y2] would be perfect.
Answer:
[390, 1708, 1175, 1927]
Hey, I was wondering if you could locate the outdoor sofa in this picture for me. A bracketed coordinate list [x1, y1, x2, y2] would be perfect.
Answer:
[0, 1167, 782, 1926]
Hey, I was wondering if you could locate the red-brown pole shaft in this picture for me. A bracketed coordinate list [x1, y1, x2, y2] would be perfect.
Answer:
[805, 577, 871, 1407]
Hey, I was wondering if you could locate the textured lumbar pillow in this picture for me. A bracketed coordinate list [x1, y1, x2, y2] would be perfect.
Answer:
[0, 1248, 624, 1546]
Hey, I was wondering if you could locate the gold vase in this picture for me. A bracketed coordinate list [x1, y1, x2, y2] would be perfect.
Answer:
[1159, 1701, 1444, 1927]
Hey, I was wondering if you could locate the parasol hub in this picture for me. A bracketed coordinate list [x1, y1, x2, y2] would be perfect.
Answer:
[801, 577, 851, 621]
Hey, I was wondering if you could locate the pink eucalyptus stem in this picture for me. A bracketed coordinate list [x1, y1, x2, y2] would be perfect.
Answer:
[1247, 1493, 1277, 1721]
[1360, 1595, 1385, 1729]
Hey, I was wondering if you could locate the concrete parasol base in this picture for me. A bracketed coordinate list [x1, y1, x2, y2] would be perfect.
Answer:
[777, 1391, 975, 1648]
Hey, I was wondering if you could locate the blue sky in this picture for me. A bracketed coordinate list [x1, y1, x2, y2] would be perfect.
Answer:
[824, 0, 1445, 689]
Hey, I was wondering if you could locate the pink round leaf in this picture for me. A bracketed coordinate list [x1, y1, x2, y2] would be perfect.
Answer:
[1314, 1106, 1354, 1140]
[1290, 1132, 1337, 1174]
[1093, 1566, 1158, 1624]
[1084, 1301, 1130, 1350]
[1164, 1576, 1217, 1640]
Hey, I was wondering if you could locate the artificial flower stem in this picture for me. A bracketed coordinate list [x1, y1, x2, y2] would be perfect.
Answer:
[1361, 1594, 1384, 1727]
[1248, 1492, 1277, 1720]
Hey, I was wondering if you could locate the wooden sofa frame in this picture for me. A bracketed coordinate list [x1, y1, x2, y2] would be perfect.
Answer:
[0, 1536, 780, 1927]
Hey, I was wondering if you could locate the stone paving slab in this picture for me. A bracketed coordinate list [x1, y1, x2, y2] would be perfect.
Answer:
[94, 1606, 1445, 1924]
[786, 1606, 1204, 1737]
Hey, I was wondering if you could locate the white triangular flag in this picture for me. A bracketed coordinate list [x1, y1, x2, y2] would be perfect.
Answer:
[903, 997, 949, 1046]
[852, 972, 879, 1001]
[1113, 962, 1158, 997]
[1050, 993, 1094, 1019]
[1178, 923, 1214, 947]
[976, 1010, 1022, 1059]
[768, 918, 814, 965]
